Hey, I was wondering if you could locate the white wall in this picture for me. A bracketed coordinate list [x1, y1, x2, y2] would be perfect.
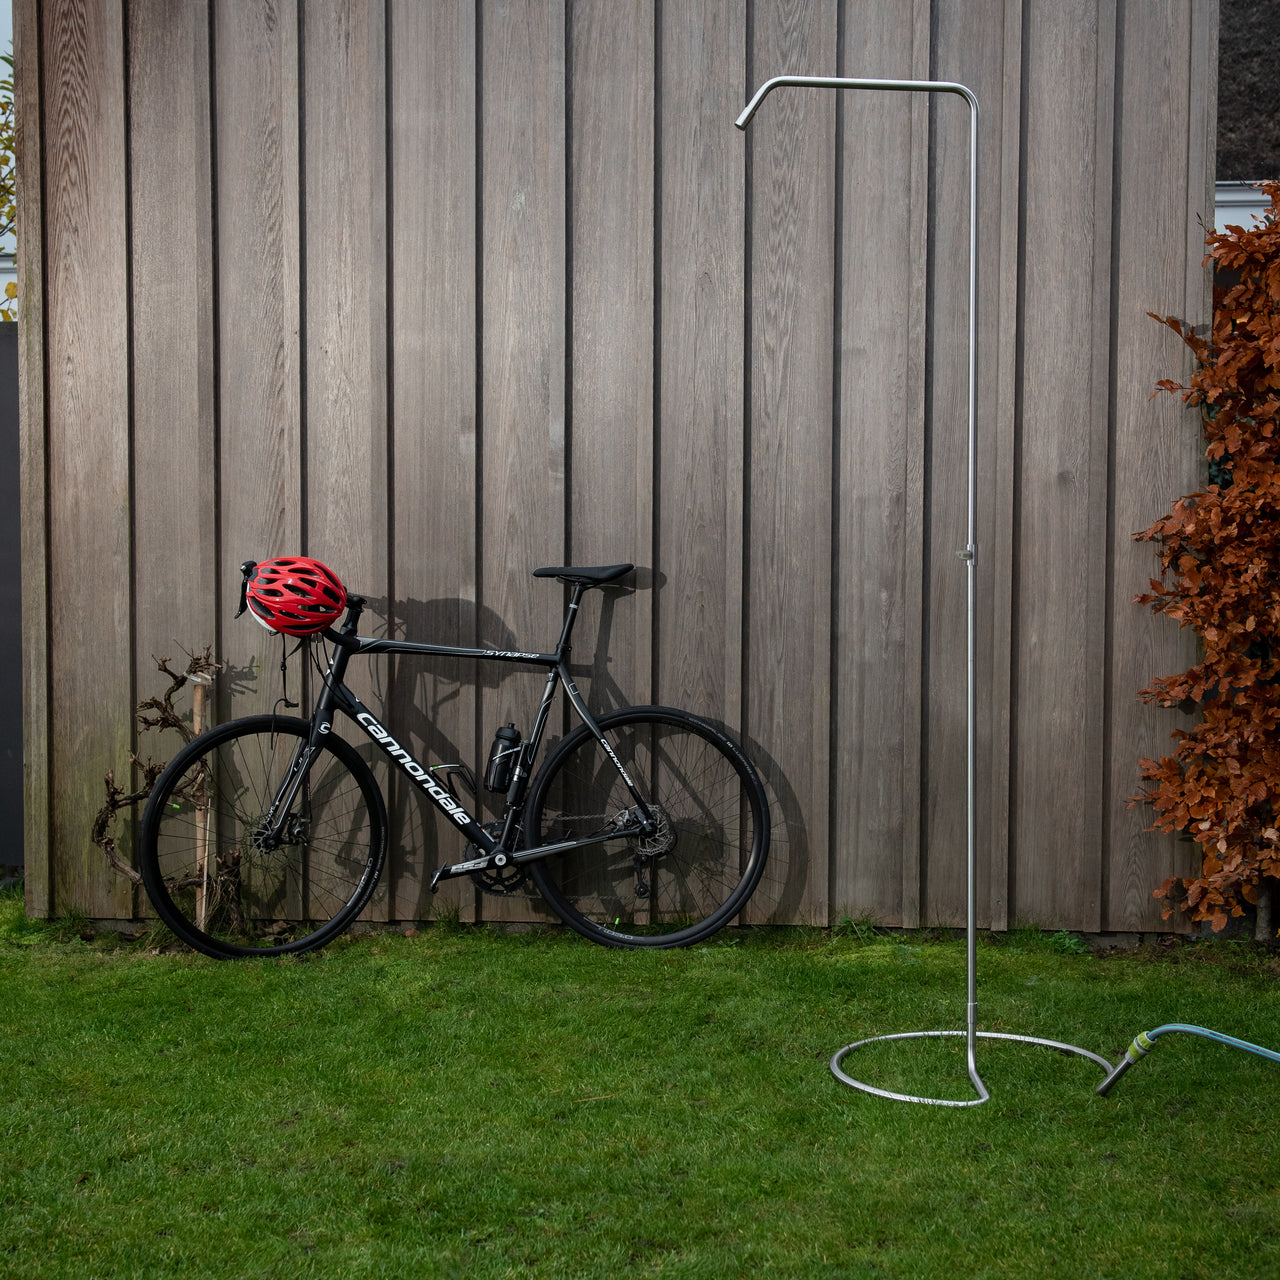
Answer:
[1215, 180, 1271, 231]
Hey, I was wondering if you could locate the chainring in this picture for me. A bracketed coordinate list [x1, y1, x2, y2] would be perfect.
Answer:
[468, 822, 530, 896]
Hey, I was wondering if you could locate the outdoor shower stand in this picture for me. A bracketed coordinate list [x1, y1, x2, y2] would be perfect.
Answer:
[736, 74, 1110, 1106]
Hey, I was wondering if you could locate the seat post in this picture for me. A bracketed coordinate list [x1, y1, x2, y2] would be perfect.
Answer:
[554, 581, 589, 657]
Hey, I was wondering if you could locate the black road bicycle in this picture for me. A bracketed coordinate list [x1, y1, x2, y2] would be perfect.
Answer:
[140, 563, 771, 958]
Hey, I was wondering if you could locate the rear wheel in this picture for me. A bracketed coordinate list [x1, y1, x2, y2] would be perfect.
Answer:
[139, 715, 387, 958]
[525, 706, 770, 947]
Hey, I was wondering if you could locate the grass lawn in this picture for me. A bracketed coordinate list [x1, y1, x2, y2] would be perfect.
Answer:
[2, 884, 1279, 1279]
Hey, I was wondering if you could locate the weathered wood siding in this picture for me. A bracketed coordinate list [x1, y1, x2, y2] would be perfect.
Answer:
[19, 0, 1215, 931]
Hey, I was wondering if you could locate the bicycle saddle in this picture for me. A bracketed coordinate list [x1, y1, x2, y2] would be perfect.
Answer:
[532, 563, 634, 587]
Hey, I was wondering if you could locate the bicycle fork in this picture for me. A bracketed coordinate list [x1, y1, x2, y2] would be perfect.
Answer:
[249, 738, 319, 851]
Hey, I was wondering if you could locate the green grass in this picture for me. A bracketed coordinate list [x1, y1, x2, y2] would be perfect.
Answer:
[2, 882, 1279, 1279]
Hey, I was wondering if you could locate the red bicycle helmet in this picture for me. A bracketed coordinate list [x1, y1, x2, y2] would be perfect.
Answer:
[244, 557, 347, 636]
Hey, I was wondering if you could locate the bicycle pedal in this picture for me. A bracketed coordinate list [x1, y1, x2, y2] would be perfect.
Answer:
[429, 864, 447, 894]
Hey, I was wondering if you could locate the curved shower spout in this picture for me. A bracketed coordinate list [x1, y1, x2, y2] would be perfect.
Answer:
[734, 73, 979, 131]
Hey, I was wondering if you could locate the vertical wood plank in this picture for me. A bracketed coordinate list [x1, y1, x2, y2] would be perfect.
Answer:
[927, 0, 1025, 931]
[659, 2, 798, 924]
[477, 0, 567, 924]
[302, 0, 390, 919]
[1008, 0, 1112, 930]
[1104, 0, 1206, 931]
[1080, 0, 1118, 937]
[128, 0, 217, 850]
[831, 0, 930, 926]
[213, 0, 302, 720]
[986, 0, 1027, 933]
[303, 0, 387, 594]
[917, 3, 987, 927]
[43, 0, 132, 917]
[567, 0, 654, 715]
[747, 0, 838, 926]
[656, 0, 744, 725]
[15, 0, 50, 915]
[386, 0, 479, 923]
[1183, 0, 1217, 319]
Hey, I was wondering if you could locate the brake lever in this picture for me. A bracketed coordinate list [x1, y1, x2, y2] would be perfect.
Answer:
[234, 560, 257, 619]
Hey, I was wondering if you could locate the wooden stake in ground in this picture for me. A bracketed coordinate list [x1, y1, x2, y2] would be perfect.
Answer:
[190, 672, 213, 932]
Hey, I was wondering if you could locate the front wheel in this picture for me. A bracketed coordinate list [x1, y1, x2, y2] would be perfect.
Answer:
[525, 707, 770, 947]
[139, 715, 387, 958]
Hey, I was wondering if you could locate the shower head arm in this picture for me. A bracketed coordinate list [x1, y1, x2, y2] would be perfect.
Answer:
[734, 74, 978, 131]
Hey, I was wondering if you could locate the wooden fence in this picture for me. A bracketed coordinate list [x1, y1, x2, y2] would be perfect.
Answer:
[19, 0, 1217, 932]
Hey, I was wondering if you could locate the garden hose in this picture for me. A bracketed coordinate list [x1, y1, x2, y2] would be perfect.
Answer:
[1096, 1024, 1280, 1096]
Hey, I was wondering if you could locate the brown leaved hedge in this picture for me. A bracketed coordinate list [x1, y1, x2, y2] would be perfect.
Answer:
[1137, 181, 1280, 933]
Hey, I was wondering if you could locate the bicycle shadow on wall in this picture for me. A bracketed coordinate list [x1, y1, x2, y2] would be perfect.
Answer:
[561, 573, 808, 932]
[563, 567, 645, 713]
[577, 572, 808, 932]
[714, 726, 805, 928]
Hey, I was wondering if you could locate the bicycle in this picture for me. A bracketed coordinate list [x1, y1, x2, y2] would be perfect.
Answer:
[139, 561, 771, 958]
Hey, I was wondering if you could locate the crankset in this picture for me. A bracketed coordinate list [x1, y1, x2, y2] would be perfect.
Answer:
[468, 822, 530, 896]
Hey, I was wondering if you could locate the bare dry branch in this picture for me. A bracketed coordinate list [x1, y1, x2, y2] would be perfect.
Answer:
[93, 645, 222, 884]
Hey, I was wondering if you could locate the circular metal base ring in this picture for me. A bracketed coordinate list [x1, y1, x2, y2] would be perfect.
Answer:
[830, 1030, 1115, 1107]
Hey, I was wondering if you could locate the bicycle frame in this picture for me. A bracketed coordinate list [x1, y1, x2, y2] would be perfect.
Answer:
[260, 583, 657, 890]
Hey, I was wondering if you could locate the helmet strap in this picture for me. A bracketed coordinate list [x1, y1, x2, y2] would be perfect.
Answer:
[274, 631, 305, 712]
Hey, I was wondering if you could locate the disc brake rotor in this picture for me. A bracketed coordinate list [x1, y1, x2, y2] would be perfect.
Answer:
[636, 805, 674, 857]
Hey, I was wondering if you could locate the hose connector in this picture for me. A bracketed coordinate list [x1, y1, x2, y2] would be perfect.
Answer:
[1096, 1031, 1157, 1097]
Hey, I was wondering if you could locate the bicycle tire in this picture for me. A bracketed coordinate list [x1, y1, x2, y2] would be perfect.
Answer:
[139, 715, 387, 959]
[525, 706, 770, 947]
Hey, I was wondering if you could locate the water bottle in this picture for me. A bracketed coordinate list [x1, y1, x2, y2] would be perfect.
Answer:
[483, 723, 522, 792]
